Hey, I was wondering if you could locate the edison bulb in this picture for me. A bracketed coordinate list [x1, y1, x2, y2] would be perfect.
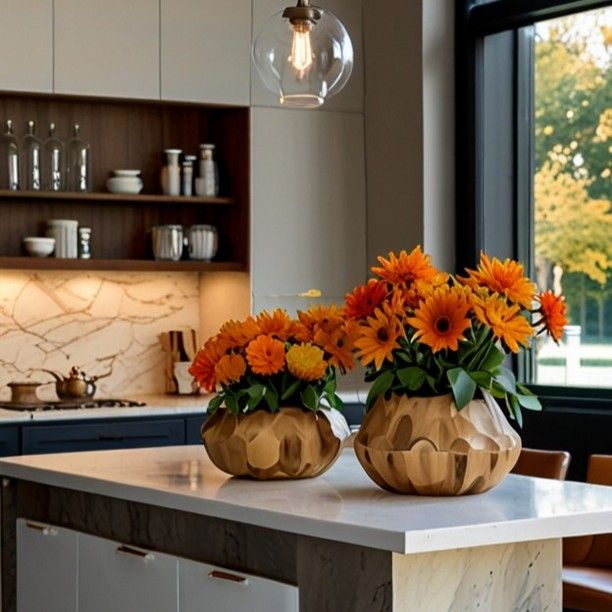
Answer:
[290, 23, 314, 73]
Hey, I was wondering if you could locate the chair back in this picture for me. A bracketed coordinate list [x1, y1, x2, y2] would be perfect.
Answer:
[511, 447, 571, 480]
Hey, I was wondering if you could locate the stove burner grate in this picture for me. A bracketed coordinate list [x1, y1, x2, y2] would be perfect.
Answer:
[0, 399, 146, 412]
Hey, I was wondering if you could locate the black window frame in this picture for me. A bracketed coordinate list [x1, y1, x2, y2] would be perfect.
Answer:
[455, 0, 612, 408]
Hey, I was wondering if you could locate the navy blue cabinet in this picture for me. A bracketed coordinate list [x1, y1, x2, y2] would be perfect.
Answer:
[0, 426, 19, 457]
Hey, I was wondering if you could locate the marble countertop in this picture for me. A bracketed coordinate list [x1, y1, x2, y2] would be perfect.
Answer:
[0, 390, 366, 423]
[1, 445, 610, 554]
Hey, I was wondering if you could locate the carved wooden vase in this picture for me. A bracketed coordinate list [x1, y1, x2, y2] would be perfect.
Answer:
[354, 392, 521, 496]
[201, 407, 350, 480]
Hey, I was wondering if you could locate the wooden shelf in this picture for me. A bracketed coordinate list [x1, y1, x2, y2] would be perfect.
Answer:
[0, 257, 245, 273]
[0, 190, 234, 206]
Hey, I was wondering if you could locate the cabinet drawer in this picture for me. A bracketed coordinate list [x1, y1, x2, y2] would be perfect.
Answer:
[0, 426, 19, 456]
[185, 415, 206, 445]
[79, 533, 178, 612]
[179, 558, 299, 612]
[21, 418, 185, 455]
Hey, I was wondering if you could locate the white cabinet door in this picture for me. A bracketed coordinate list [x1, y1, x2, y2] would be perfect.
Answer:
[251, 0, 364, 112]
[78, 533, 178, 612]
[54, 0, 159, 99]
[16, 519, 77, 612]
[179, 558, 298, 612]
[0, 0, 53, 93]
[251, 107, 367, 313]
[161, 0, 251, 105]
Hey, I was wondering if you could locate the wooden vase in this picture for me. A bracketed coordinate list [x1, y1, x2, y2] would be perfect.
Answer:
[201, 407, 350, 480]
[354, 392, 521, 495]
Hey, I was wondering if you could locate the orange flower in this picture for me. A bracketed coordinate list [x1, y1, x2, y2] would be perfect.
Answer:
[535, 291, 567, 343]
[462, 253, 535, 309]
[371, 246, 442, 286]
[314, 320, 358, 373]
[407, 286, 471, 353]
[245, 335, 286, 375]
[472, 294, 534, 353]
[214, 353, 247, 387]
[286, 343, 327, 381]
[218, 317, 260, 348]
[189, 337, 229, 392]
[355, 305, 404, 370]
[296, 304, 345, 341]
[256, 308, 296, 341]
[345, 280, 387, 320]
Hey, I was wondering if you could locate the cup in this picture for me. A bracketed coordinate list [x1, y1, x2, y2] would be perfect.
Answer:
[151, 225, 184, 261]
[188, 225, 218, 261]
[46, 219, 78, 258]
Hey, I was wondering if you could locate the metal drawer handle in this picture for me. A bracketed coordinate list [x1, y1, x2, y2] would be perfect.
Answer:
[116, 544, 154, 562]
[208, 570, 249, 586]
[25, 521, 58, 537]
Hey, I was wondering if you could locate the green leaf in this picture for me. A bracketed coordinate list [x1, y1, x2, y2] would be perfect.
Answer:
[264, 388, 279, 412]
[365, 370, 394, 411]
[280, 379, 301, 401]
[468, 371, 492, 388]
[516, 393, 542, 411]
[447, 367, 477, 410]
[323, 378, 337, 396]
[396, 366, 427, 390]
[207, 394, 224, 414]
[225, 394, 239, 415]
[246, 384, 266, 399]
[493, 367, 517, 394]
[510, 395, 523, 428]
[479, 346, 506, 372]
[301, 385, 320, 411]
[517, 383, 535, 396]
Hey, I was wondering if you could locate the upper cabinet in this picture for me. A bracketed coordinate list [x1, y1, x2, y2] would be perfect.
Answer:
[250, 0, 364, 113]
[54, 0, 159, 99]
[0, 0, 53, 93]
[161, 0, 252, 105]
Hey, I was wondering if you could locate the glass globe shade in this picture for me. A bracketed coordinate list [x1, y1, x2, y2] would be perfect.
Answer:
[253, 8, 354, 109]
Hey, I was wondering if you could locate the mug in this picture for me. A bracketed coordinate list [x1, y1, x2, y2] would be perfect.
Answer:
[46, 219, 78, 258]
[188, 224, 218, 261]
[151, 225, 184, 261]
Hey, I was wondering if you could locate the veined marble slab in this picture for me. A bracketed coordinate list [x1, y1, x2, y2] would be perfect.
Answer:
[0, 446, 610, 554]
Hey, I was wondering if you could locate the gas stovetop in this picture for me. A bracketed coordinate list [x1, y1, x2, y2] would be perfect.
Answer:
[0, 399, 146, 412]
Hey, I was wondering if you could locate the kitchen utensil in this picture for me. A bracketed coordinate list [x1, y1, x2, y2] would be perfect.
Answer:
[151, 225, 184, 261]
[106, 176, 143, 194]
[188, 224, 218, 261]
[160, 329, 198, 394]
[7, 381, 43, 404]
[23, 237, 55, 257]
[46, 219, 78, 258]
[43, 366, 111, 400]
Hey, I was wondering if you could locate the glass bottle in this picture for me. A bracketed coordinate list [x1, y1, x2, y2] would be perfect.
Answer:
[0, 119, 20, 190]
[21, 120, 42, 191]
[66, 124, 92, 192]
[43, 123, 65, 191]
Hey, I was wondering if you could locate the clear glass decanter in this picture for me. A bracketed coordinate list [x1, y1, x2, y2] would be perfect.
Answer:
[21, 120, 42, 191]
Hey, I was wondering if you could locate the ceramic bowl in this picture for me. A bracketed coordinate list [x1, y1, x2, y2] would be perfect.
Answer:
[106, 176, 144, 194]
[112, 169, 141, 178]
[23, 237, 55, 257]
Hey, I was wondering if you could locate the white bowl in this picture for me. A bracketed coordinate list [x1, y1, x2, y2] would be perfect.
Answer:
[106, 176, 144, 194]
[112, 169, 141, 178]
[23, 237, 55, 257]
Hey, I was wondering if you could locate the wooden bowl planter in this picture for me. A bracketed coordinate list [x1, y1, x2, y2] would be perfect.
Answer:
[354, 393, 521, 496]
[202, 407, 350, 480]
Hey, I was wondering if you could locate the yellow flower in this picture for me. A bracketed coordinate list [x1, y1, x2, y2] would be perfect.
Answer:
[354, 305, 404, 370]
[286, 343, 327, 381]
[371, 246, 442, 286]
[407, 286, 471, 353]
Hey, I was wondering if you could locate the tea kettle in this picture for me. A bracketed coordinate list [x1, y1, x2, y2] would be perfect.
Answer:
[43, 366, 110, 400]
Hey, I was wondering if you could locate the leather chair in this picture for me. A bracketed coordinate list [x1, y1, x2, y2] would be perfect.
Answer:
[563, 454, 612, 612]
[511, 447, 571, 480]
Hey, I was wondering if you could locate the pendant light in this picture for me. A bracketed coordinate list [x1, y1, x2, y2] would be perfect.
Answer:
[252, 0, 354, 109]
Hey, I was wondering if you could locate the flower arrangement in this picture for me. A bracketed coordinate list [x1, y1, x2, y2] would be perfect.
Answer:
[345, 246, 568, 425]
[190, 306, 356, 415]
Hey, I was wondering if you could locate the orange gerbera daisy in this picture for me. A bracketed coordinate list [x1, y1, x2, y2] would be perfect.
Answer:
[189, 336, 229, 392]
[345, 280, 388, 320]
[314, 320, 358, 373]
[472, 294, 534, 353]
[355, 305, 404, 370]
[245, 334, 286, 375]
[296, 304, 345, 341]
[286, 343, 327, 381]
[214, 353, 247, 387]
[535, 291, 567, 343]
[371, 246, 442, 286]
[218, 317, 260, 348]
[407, 286, 471, 353]
[256, 308, 296, 341]
[462, 253, 535, 309]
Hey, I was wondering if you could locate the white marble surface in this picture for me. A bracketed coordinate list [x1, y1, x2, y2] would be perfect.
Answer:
[1, 446, 611, 554]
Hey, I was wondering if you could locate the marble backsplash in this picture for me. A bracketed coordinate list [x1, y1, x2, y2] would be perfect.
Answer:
[0, 271, 200, 400]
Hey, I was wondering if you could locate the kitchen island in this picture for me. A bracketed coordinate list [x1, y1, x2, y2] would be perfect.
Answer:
[1, 446, 611, 611]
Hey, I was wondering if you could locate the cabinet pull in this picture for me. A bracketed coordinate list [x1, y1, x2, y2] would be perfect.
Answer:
[116, 544, 153, 562]
[208, 570, 249, 585]
[25, 521, 58, 536]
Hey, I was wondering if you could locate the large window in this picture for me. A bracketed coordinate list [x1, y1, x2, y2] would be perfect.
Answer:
[456, 0, 612, 397]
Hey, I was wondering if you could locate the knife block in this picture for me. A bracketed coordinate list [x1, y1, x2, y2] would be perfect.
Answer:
[159, 329, 198, 394]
